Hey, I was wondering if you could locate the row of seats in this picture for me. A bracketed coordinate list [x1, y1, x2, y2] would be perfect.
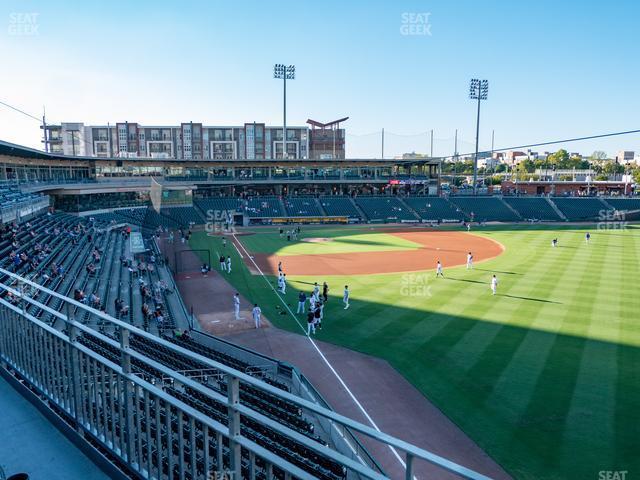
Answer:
[551, 197, 608, 221]
[194, 197, 285, 219]
[283, 197, 323, 217]
[0, 214, 181, 336]
[401, 197, 465, 222]
[160, 206, 205, 227]
[79, 375, 300, 480]
[448, 197, 521, 222]
[77, 331, 344, 480]
[88, 195, 640, 224]
[244, 196, 284, 218]
[502, 197, 562, 221]
[353, 197, 417, 221]
[91, 207, 180, 230]
[318, 196, 361, 217]
[600, 197, 640, 212]
[0, 185, 42, 204]
[191, 195, 637, 223]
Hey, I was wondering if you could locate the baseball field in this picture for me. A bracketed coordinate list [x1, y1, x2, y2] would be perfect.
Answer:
[189, 224, 639, 480]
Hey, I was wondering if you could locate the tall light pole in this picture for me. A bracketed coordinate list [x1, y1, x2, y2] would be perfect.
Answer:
[469, 79, 488, 195]
[274, 64, 295, 159]
[454, 129, 458, 190]
[430, 129, 433, 158]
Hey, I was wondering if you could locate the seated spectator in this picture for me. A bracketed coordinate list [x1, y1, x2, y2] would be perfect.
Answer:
[89, 293, 100, 308]
[157, 280, 169, 292]
[154, 310, 164, 328]
[141, 303, 151, 320]
[74, 289, 86, 303]
[114, 297, 123, 314]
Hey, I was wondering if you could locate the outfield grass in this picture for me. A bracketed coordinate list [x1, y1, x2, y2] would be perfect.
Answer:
[189, 225, 640, 480]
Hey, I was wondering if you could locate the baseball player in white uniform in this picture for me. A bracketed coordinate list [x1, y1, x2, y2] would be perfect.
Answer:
[252, 304, 262, 329]
[436, 260, 444, 278]
[233, 293, 241, 320]
[343, 285, 350, 309]
[466, 252, 473, 270]
[491, 275, 498, 295]
[309, 293, 316, 311]
[278, 273, 287, 294]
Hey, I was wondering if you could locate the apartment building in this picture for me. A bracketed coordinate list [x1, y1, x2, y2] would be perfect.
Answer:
[41, 121, 346, 160]
[616, 150, 635, 164]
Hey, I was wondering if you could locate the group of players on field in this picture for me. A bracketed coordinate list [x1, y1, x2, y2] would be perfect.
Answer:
[230, 229, 593, 333]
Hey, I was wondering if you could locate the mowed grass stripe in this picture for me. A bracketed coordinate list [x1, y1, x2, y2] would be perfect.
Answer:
[448, 230, 587, 475]
[441, 230, 550, 373]
[615, 231, 640, 473]
[554, 232, 613, 473]
[505, 229, 607, 477]
[559, 230, 625, 475]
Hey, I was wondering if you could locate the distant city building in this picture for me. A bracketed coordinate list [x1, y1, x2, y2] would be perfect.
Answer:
[478, 157, 502, 169]
[502, 150, 527, 164]
[41, 120, 347, 160]
[616, 150, 635, 164]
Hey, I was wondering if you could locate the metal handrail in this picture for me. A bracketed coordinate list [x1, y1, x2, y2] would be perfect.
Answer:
[0, 266, 493, 480]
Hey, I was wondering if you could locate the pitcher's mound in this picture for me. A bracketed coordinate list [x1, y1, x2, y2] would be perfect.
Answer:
[302, 237, 333, 243]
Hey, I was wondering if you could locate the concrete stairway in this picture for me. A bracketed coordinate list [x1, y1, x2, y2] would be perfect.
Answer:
[545, 198, 568, 221]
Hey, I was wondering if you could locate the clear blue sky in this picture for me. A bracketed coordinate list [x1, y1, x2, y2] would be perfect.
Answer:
[1, 0, 639, 158]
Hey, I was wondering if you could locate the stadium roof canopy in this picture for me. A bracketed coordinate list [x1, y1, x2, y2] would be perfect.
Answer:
[0, 139, 77, 161]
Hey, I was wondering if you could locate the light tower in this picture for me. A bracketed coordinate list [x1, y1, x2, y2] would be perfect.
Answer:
[274, 64, 295, 159]
[469, 78, 488, 194]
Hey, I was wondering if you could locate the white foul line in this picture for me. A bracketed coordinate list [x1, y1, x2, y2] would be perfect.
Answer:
[230, 236, 245, 259]
[232, 234, 411, 474]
